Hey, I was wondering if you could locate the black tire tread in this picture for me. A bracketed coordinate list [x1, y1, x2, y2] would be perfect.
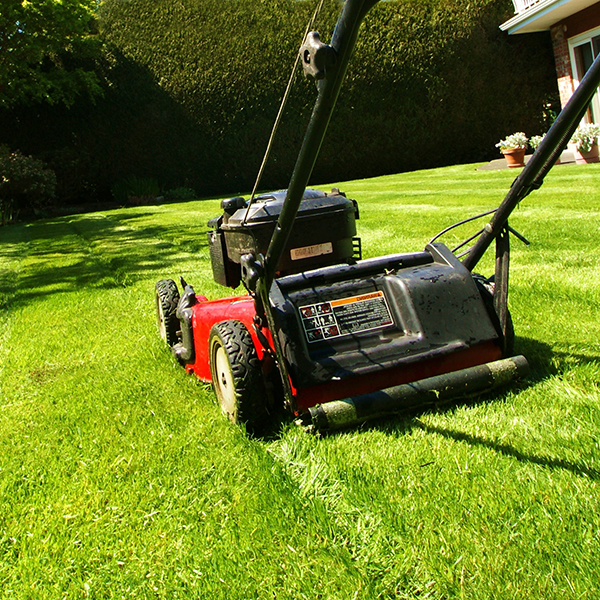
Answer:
[209, 320, 268, 434]
[155, 279, 180, 347]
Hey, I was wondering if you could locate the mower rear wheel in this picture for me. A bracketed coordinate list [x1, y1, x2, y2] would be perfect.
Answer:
[155, 279, 180, 347]
[209, 320, 267, 434]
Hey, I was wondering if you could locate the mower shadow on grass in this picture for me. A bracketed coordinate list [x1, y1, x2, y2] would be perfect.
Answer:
[410, 421, 600, 481]
[320, 337, 600, 480]
[516, 336, 600, 380]
[342, 415, 600, 483]
[0, 211, 212, 311]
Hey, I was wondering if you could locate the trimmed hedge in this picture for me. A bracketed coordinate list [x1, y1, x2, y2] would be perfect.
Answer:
[0, 0, 557, 206]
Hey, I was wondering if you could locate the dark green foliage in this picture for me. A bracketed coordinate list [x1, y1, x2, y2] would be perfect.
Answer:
[0, 0, 104, 108]
[164, 187, 197, 202]
[0, 145, 56, 224]
[0, 0, 558, 207]
[111, 176, 160, 204]
[321, 0, 558, 180]
[97, 0, 318, 194]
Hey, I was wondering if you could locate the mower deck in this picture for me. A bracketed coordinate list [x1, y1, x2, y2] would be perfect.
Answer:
[157, 241, 522, 431]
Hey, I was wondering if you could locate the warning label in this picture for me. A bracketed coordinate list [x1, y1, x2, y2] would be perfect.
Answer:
[299, 291, 393, 343]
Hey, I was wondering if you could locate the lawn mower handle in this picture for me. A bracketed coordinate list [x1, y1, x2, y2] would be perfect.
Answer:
[462, 51, 600, 272]
[240, 0, 380, 408]
[259, 0, 379, 293]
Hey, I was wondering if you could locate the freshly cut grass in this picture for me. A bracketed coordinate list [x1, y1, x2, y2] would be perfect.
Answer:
[0, 162, 599, 599]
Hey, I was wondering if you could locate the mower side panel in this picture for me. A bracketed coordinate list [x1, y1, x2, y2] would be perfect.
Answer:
[185, 295, 262, 382]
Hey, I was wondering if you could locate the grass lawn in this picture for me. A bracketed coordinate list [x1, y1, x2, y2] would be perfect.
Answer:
[0, 161, 599, 599]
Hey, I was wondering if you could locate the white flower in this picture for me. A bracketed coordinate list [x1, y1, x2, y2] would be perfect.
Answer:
[529, 135, 545, 150]
[496, 132, 528, 151]
[571, 123, 600, 153]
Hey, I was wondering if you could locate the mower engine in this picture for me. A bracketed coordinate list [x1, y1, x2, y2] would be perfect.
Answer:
[207, 188, 360, 288]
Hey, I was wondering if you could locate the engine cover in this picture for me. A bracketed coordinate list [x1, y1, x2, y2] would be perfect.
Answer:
[207, 188, 360, 288]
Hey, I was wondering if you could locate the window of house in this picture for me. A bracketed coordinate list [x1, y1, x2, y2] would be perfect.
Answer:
[569, 28, 600, 123]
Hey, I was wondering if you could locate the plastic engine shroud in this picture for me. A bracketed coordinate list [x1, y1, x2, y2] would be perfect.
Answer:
[207, 188, 360, 288]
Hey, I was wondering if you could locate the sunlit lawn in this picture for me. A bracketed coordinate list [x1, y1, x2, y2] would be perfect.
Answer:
[0, 161, 599, 599]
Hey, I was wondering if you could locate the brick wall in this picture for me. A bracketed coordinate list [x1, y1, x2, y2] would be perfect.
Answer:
[549, 2, 600, 108]
[551, 23, 573, 108]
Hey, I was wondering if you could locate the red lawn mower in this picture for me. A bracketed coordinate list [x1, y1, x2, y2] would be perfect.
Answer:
[155, 0, 600, 434]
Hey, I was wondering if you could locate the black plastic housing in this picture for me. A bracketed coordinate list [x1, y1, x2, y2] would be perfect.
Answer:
[207, 188, 360, 288]
[270, 243, 501, 390]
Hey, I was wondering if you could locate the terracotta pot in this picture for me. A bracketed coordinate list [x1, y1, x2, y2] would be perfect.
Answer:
[502, 147, 526, 168]
[573, 143, 599, 164]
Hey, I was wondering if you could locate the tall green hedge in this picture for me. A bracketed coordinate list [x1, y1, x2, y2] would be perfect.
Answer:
[0, 0, 557, 206]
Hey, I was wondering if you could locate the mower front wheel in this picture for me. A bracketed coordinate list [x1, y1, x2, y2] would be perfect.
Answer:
[209, 320, 268, 434]
[155, 279, 180, 347]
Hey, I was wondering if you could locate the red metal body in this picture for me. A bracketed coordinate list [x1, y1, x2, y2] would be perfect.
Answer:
[186, 294, 503, 414]
[185, 294, 262, 381]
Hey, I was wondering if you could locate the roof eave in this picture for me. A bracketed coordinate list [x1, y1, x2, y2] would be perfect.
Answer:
[500, 0, 596, 34]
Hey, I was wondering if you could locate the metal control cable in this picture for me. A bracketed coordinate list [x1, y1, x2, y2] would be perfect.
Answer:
[242, 0, 326, 225]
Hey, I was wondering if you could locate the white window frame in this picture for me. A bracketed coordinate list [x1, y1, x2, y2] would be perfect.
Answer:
[568, 26, 600, 123]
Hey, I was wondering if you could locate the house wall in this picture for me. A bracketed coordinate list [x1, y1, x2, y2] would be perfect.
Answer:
[550, 1, 600, 107]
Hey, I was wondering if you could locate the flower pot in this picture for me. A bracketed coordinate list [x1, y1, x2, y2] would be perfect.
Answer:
[502, 148, 526, 168]
[573, 143, 599, 164]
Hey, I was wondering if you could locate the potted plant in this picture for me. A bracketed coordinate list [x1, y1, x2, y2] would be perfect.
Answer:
[496, 132, 528, 168]
[570, 123, 600, 163]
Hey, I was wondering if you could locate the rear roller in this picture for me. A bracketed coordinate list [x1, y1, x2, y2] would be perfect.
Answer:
[305, 355, 530, 432]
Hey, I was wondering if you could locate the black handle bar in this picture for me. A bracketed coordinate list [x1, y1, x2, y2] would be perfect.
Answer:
[261, 0, 379, 292]
[462, 51, 600, 271]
